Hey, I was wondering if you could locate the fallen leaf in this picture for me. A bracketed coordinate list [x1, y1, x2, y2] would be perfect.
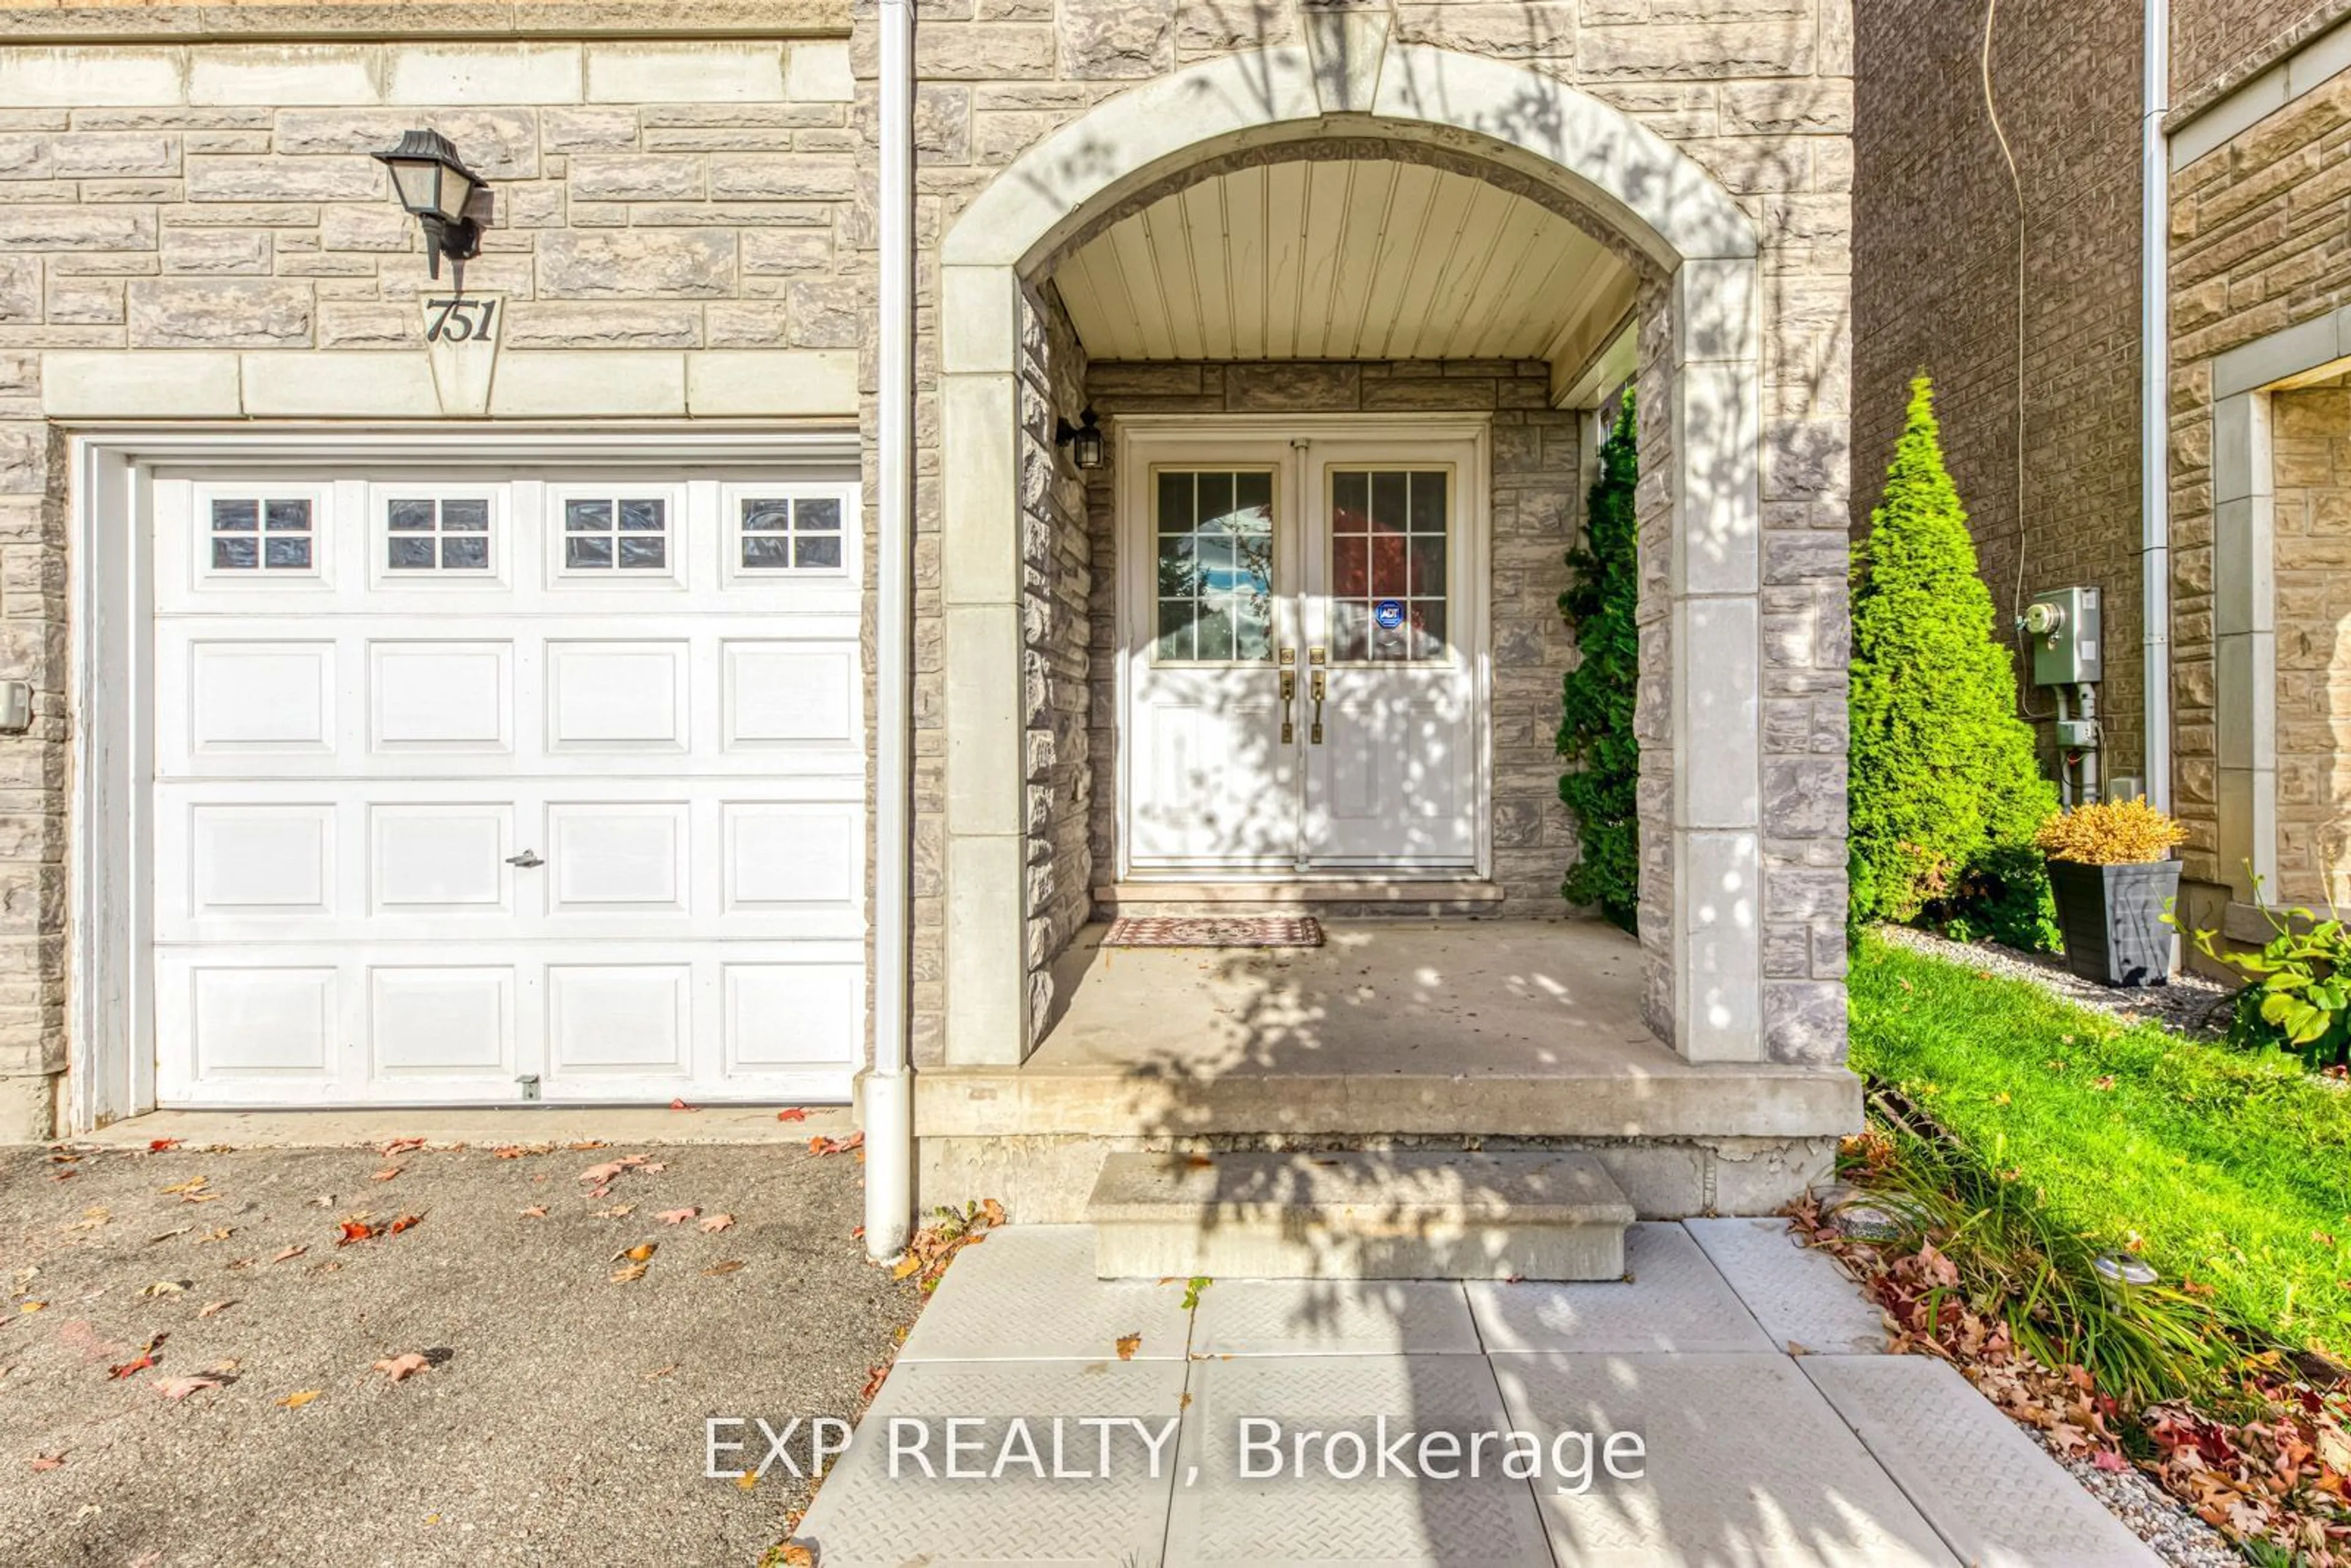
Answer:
[152, 1376, 219, 1401]
[702, 1261, 746, 1277]
[29, 1454, 63, 1471]
[387, 1213, 421, 1236]
[159, 1177, 208, 1196]
[772, 1546, 814, 1568]
[138, 1280, 187, 1299]
[380, 1138, 427, 1157]
[336, 1221, 381, 1247]
[372, 1353, 430, 1384]
[610, 1263, 648, 1284]
[18, 1301, 45, 1314]
[774, 1108, 808, 1123]
[698, 1213, 735, 1234]
[277, 1389, 321, 1409]
[196, 1300, 234, 1319]
[808, 1131, 864, 1158]
[566, 1141, 606, 1152]
[891, 1255, 923, 1280]
[1115, 1333, 1141, 1361]
[517, 1206, 547, 1219]
[271, 1245, 306, 1264]
[146, 1228, 190, 1245]
[593, 1204, 634, 1219]
[735, 1469, 758, 1490]
[108, 1337, 165, 1379]
[370, 1168, 401, 1184]
[669, 1098, 697, 1112]
[613, 1242, 657, 1264]
[148, 1139, 181, 1153]
[858, 1364, 888, 1400]
[67, 1207, 110, 1232]
[195, 1228, 231, 1245]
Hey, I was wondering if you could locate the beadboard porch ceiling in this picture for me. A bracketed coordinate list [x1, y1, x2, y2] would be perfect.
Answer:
[1051, 159, 1638, 402]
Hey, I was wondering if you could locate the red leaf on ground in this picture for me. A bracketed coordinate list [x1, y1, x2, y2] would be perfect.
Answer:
[371, 1352, 430, 1384]
[669, 1098, 697, 1112]
[335, 1220, 381, 1247]
[380, 1138, 427, 1157]
[656, 1207, 699, 1225]
[808, 1131, 864, 1157]
[370, 1168, 400, 1183]
[698, 1214, 735, 1234]
[147, 1139, 181, 1153]
[774, 1108, 808, 1123]
[152, 1376, 220, 1401]
[859, 1364, 888, 1400]
[387, 1213, 421, 1236]
[518, 1206, 547, 1218]
[29, 1454, 64, 1471]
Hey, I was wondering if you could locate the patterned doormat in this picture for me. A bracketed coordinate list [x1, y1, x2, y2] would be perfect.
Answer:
[1101, 915, 1325, 950]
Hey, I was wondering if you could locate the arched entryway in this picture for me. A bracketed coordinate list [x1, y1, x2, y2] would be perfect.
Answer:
[931, 34, 1770, 1071]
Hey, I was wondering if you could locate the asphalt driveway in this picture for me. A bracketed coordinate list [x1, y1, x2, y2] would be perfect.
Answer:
[0, 1135, 921, 1567]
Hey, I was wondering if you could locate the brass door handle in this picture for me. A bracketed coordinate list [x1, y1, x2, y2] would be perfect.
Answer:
[1280, 669, 1296, 744]
[1310, 670, 1325, 745]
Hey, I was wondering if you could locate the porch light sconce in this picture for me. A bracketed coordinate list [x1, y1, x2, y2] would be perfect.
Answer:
[371, 129, 485, 280]
[1055, 408, 1106, 471]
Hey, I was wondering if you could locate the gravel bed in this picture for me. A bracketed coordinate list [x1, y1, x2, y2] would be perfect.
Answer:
[1877, 923, 2237, 1037]
[2029, 1433, 2245, 1567]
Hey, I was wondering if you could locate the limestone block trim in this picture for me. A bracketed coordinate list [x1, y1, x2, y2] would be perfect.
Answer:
[2168, 2, 2351, 151]
[42, 349, 857, 421]
[2206, 315, 2351, 902]
[0, 4, 850, 48]
[933, 42, 1770, 1069]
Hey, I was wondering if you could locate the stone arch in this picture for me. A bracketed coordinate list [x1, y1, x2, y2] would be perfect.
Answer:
[932, 36, 1769, 1071]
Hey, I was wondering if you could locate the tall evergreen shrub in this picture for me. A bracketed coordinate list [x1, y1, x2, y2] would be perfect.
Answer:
[1849, 377, 2059, 947]
[1558, 394, 1641, 931]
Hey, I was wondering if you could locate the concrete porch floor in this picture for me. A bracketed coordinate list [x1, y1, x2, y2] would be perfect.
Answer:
[913, 921, 1861, 1221]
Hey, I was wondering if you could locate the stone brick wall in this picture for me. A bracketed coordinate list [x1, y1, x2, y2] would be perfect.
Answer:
[1852, 0, 2150, 786]
[1078, 358, 1582, 915]
[1019, 279, 1093, 1035]
[2169, 70, 2351, 895]
[0, 34, 858, 1129]
[2271, 375, 2351, 903]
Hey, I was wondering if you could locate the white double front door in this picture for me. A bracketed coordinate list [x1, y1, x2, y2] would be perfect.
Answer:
[1121, 423, 1487, 879]
[147, 463, 866, 1106]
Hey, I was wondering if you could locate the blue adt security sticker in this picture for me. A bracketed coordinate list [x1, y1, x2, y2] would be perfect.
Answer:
[1374, 599, 1406, 630]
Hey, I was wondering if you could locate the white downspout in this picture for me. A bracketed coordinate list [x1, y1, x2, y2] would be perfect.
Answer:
[2142, 0, 2173, 811]
[864, 0, 916, 1262]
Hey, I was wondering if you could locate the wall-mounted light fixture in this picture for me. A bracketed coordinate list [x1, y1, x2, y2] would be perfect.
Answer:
[1054, 408, 1106, 471]
[372, 129, 486, 280]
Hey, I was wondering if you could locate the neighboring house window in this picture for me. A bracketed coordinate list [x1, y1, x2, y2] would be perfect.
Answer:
[740, 495, 844, 571]
[386, 497, 492, 572]
[564, 497, 668, 571]
[211, 497, 314, 572]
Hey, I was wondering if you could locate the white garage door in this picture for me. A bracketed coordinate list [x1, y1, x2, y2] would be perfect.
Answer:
[148, 465, 866, 1106]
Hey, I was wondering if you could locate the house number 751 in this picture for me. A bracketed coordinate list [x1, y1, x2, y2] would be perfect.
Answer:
[424, 296, 498, 343]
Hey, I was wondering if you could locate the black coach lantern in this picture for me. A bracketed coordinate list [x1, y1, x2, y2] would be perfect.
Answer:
[372, 129, 485, 280]
[1055, 407, 1106, 471]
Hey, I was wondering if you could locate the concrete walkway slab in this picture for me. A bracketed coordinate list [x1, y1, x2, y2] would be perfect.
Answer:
[1190, 1277, 1481, 1357]
[1490, 1352, 1959, 1567]
[1803, 1356, 2162, 1567]
[795, 1357, 1189, 1567]
[1685, 1217, 1891, 1354]
[1166, 1352, 1554, 1566]
[896, 1224, 1196, 1363]
[1468, 1222, 1775, 1354]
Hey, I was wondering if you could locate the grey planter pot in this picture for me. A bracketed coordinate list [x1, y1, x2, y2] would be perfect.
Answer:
[2047, 858, 2182, 988]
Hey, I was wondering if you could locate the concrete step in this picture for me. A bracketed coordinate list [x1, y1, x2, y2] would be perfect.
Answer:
[1084, 1149, 1636, 1281]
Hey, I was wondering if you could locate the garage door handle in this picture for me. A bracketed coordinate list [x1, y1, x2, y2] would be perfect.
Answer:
[506, 850, 544, 868]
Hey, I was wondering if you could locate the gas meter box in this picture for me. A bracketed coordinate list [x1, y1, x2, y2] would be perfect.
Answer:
[2021, 587, 2102, 686]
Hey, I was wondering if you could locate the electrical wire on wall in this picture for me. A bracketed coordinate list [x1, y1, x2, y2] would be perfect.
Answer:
[1981, 0, 2064, 728]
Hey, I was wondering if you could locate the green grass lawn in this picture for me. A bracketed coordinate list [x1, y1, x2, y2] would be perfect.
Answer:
[1850, 933, 2351, 1360]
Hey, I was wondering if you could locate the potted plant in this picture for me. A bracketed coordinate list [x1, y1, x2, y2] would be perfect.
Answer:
[2034, 797, 2188, 986]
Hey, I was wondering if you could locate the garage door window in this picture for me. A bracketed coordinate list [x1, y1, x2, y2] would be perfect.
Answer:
[210, 497, 314, 573]
[563, 497, 669, 572]
[739, 495, 843, 572]
[386, 497, 492, 572]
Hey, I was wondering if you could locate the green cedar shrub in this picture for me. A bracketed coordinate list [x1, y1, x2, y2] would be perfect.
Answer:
[1558, 392, 1641, 931]
[1849, 377, 2059, 948]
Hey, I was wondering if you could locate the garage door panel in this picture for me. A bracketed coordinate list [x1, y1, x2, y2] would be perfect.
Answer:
[547, 640, 689, 752]
[152, 468, 866, 1107]
[369, 966, 514, 1079]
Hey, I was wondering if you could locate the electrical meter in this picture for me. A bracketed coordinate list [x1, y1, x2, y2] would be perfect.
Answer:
[2020, 587, 2101, 686]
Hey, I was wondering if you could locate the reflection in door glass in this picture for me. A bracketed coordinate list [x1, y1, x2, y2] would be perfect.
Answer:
[1330, 470, 1446, 661]
[1155, 469, 1273, 662]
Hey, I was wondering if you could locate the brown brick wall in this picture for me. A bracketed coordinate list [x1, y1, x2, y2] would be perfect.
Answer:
[1853, 0, 2149, 786]
[2175, 0, 2344, 101]
[2169, 70, 2351, 890]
